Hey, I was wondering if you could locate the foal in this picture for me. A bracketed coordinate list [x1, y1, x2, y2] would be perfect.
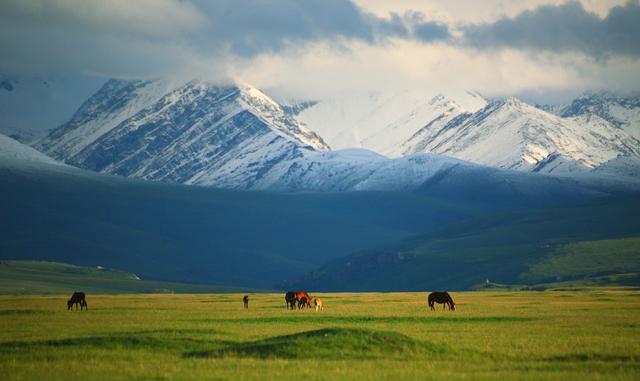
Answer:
[314, 298, 324, 312]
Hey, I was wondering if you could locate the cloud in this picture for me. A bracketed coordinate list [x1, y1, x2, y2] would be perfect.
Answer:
[0, 0, 451, 78]
[0, 0, 637, 103]
[0, 0, 208, 77]
[461, 0, 640, 58]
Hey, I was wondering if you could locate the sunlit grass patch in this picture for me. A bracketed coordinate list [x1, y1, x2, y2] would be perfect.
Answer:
[0, 291, 639, 380]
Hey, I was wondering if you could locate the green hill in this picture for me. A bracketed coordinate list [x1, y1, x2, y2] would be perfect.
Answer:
[283, 201, 640, 291]
[0, 163, 477, 289]
[0, 260, 257, 294]
[2, 160, 639, 291]
[521, 237, 640, 283]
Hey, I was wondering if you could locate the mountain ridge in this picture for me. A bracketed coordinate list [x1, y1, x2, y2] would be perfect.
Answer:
[37, 79, 329, 188]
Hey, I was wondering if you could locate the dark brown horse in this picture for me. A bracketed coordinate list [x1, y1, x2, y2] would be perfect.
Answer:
[428, 291, 455, 311]
[285, 291, 297, 310]
[67, 292, 87, 311]
[243, 295, 249, 309]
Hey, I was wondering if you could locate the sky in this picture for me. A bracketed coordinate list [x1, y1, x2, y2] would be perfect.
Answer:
[0, 0, 639, 104]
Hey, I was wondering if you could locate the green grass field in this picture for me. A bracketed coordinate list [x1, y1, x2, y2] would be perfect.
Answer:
[1, 290, 639, 380]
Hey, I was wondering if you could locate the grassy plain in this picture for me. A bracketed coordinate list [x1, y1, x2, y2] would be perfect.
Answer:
[0, 290, 639, 380]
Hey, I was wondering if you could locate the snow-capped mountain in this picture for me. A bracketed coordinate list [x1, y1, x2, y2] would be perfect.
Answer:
[248, 148, 611, 202]
[249, 148, 483, 191]
[296, 90, 487, 157]
[38, 79, 181, 159]
[556, 92, 640, 140]
[296, 89, 640, 178]
[38, 79, 329, 188]
[402, 97, 640, 175]
[28, 79, 640, 191]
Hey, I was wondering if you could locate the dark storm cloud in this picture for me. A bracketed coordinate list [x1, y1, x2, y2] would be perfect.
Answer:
[190, 0, 452, 55]
[1, 0, 635, 81]
[462, 1, 640, 58]
[0, 0, 450, 78]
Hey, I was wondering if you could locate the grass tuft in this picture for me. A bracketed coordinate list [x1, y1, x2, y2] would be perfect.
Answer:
[186, 327, 452, 359]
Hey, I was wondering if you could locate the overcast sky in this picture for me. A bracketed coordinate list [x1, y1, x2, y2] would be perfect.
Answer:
[1, 0, 639, 103]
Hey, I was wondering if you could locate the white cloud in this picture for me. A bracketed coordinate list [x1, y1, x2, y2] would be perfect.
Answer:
[235, 40, 640, 103]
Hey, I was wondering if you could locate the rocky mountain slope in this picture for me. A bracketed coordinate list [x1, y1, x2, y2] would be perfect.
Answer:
[402, 97, 640, 176]
[37, 79, 329, 188]
[556, 92, 640, 140]
[295, 90, 487, 157]
[296, 90, 640, 179]
[32, 80, 640, 190]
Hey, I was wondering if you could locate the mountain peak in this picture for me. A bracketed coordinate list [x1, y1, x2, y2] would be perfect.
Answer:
[495, 96, 529, 108]
[38, 78, 329, 187]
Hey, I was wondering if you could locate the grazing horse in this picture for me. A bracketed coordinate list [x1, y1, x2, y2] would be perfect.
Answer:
[285, 291, 297, 310]
[314, 298, 324, 312]
[243, 295, 249, 309]
[67, 292, 87, 311]
[298, 295, 313, 309]
[428, 291, 455, 311]
[295, 291, 312, 310]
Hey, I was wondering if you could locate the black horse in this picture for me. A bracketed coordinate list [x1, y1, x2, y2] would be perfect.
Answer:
[428, 291, 455, 311]
[67, 292, 87, 311]
[285, 291, 296, 310]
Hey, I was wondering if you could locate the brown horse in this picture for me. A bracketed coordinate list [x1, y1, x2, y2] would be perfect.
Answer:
[298, 295, 313, 309]
[295, 291, 312, 309]
[243, 295, 249, 309]
[428, 291, 455, 311]
[67, 292, 87, 311]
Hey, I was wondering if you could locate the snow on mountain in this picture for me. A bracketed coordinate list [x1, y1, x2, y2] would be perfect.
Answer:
[37, 79, 184, 159]
[26, 79, 640, 192]
[296, 89, 640, 180]
[248, 147, 606, 197]
[557, 92, 640, 140]
[38, 79, 329, 188]
[254, 149, 483, 192]
[296, 90, 487, 157]
[0, 133, 62, 166]
[279, 99, 318, 116]
[402, 97, 640, 175]
[593, 155, 640, 179]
